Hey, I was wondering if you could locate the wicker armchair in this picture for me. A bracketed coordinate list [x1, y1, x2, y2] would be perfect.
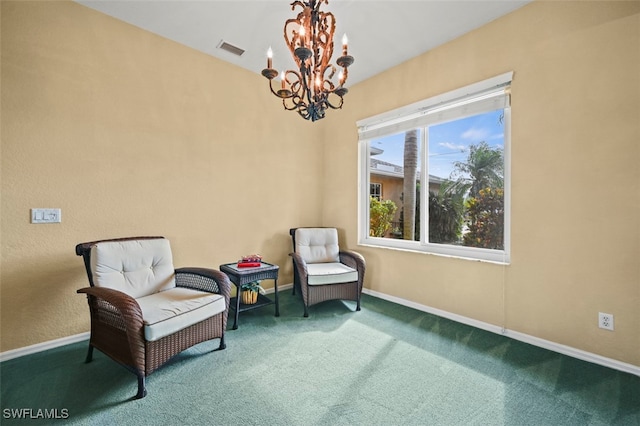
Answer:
[76, 236, 230, 399]
[289, 228, 366, 317]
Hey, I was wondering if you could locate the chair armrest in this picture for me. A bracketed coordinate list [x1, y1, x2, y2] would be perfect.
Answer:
[77, 286, 143, 328]
[175, 267, 232, 302]
[289, 252, 308, 280]
[77, 286, 145, 366]
[339, 250, 366, 273]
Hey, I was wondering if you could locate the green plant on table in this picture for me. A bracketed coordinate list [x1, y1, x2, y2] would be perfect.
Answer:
[241, 281, 264, 293]
[240, 281, 264, 304]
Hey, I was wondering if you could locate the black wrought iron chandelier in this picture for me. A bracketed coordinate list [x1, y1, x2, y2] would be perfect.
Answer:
[261, 0, 354, 122]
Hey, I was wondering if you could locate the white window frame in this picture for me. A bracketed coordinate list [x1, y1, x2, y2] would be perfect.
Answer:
[357, 73, 512, 264]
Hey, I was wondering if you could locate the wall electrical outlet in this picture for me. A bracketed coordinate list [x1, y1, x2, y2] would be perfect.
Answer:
[31, 208, 62, 224]
[598, 312, 614, 331]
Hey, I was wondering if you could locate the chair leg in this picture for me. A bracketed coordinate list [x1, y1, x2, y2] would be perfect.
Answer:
[218, 335, 226, 351]
[135, 374, 147, 399]
[84, 344, 94, 363]
[291, 264, 298, 295]
[303, 304, 309, 318]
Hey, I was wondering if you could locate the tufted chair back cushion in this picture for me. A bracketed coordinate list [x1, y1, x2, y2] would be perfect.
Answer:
[295, 228, 340, 264]
[90, 239, 176, 299]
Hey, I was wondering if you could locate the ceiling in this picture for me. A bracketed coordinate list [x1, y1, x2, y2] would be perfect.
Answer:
[77, 0, 532, 86]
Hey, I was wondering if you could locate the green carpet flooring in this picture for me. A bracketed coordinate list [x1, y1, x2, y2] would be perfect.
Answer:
[1, 292, 639, 425]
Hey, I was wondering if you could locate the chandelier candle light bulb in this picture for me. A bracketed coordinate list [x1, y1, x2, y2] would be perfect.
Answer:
[299, 25, 306, 47]
[261, 0, 354, 122]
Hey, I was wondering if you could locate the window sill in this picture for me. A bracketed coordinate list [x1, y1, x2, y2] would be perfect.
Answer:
[358, 239, 510, 265]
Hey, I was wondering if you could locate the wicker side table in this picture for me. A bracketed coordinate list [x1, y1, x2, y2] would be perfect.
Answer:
[219, 262, 280, 330]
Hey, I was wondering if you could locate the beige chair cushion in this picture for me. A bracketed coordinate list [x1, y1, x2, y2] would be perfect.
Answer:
[307, 263, 358, 286]
[137, 287, 226, 342]
[90, 239, 176, 299]
[295, 228, 340, 263]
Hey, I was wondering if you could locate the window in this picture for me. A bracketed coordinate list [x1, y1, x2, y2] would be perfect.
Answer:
[370, 183, 382, 201]
[358, 73, 511, 263]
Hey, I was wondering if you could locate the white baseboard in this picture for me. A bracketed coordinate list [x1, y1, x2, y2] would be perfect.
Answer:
[363, 288, 640, 377]
[3, 286, 638, 377]
[0, 332, 90, 363]
[268, 283, 293, 293]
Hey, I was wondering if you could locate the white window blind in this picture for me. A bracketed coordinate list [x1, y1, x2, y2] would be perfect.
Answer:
[358, 72, 512, 141]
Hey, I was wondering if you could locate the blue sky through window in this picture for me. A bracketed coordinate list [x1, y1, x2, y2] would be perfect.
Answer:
[371, 109, 505, 180]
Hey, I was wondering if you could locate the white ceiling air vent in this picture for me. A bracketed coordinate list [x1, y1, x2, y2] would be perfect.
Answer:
[217, 40, 245, 57]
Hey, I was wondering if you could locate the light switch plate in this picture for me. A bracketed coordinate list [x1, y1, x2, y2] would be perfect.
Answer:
[31, 208, 61, 223]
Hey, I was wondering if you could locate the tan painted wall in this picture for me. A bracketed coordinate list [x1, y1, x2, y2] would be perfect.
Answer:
[322, 1, 640, 366]
[0, 1, 323, 351]
[1, 0, 639, 369]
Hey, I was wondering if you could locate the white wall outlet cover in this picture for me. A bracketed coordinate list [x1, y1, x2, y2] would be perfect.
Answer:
[31, 208, 62, 224]
[598, 312, 614, 331]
